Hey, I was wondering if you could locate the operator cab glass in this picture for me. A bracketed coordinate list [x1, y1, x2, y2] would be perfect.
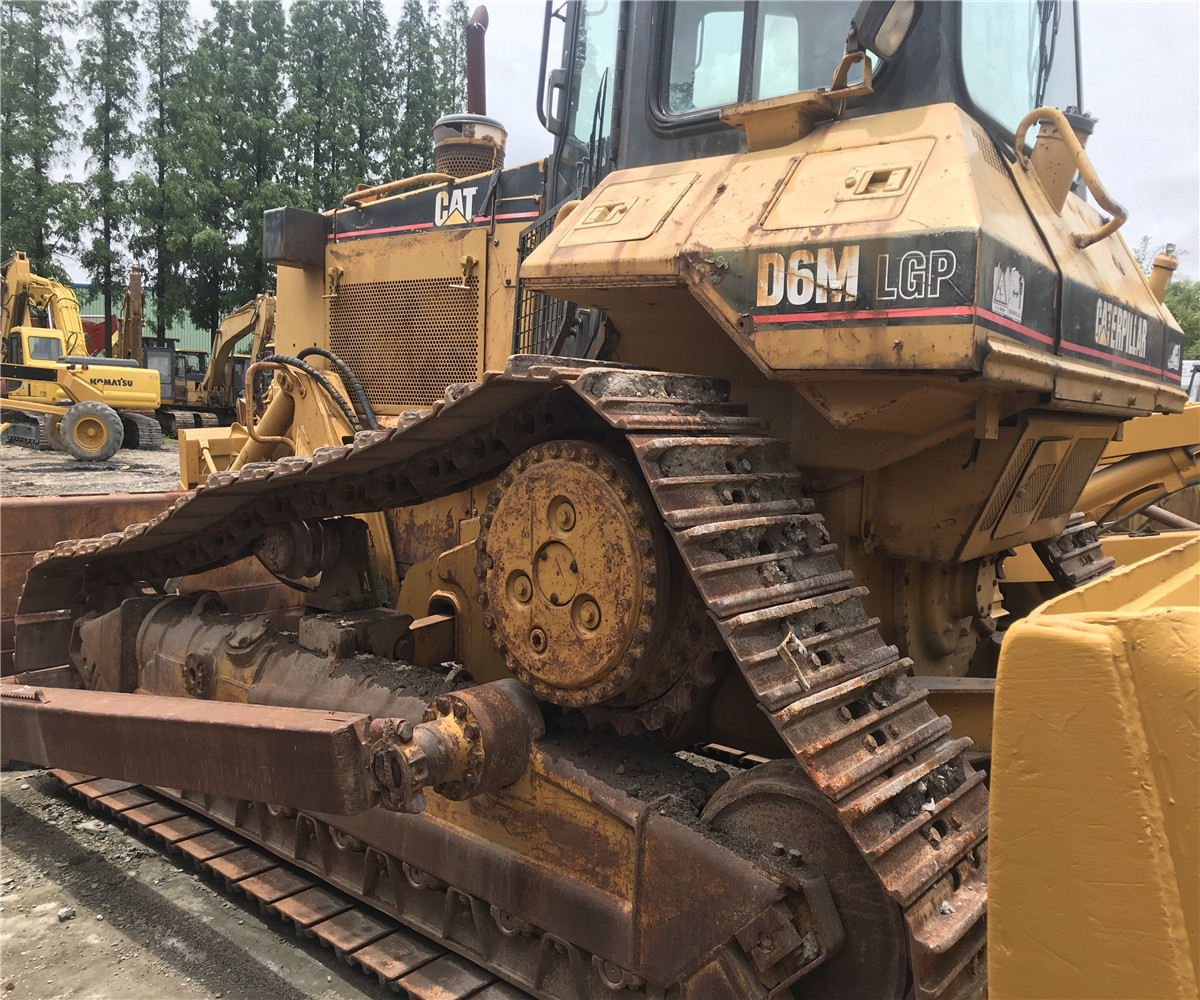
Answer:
[27, 335, 62, 361]
[960, 1, 1080, 138]
[546, 0, 1085, 203]
[662, 1, 861, 114]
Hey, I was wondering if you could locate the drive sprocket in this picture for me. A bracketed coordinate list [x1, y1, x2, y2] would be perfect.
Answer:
[476, 440, 692, 709]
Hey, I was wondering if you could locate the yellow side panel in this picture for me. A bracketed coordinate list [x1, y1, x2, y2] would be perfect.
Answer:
[990, 538, 1199, 998]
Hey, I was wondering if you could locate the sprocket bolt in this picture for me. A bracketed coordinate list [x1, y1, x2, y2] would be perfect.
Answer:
[578, 600, 601, 630]
[530, 628, 547, 652]
[554, 502, 576, 531]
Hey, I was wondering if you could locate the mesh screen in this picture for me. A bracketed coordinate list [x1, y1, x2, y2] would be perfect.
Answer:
[981, 438, 1037, 531]
[328, 278, 480, 408]
[513, 209, 570, 355]
[435, 139, 503, 179]
[1041, 438, 1109, 518]
[1010, 463, 1056, 515]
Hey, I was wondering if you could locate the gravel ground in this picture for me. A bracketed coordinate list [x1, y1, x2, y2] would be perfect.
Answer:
[0, 770, 390, 1000]
[0, 443, 183, 497]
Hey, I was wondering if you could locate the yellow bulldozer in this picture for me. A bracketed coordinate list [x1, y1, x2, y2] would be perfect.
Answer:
[1, 253, 164, 458]
[2, 3, 1197, 999]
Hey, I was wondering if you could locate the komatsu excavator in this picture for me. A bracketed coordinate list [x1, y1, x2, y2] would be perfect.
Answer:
[3, 3, 1197, 999]
[1, 254, 163, 456]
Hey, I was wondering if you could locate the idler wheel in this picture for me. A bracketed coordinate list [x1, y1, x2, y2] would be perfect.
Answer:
[703, 761, 910, 999]
[477, 441, 671, 707]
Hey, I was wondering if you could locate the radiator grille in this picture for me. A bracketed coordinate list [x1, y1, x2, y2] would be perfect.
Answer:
[328, 278, 479, 408]
[1041, 438, 1109, 518]
[981, 438, 1037, 531]
[513, 203, 573, 356]
[1010, 462, 1056, 516]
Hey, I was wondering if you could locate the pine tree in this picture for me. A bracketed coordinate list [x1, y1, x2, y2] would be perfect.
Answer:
[0, 1, 83, 282]
[392, 0, 439, 176]
[78, 0, 141, 355]
[283, 1, 343, 210]
[335, 0, 397, 193]
[179, 2, 242, 337]
[227, 0, 289, 302]
[437, 0, 470, 115]
[129, 0, 193, 344]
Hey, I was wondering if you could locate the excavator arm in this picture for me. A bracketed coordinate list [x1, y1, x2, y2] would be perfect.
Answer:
[200, 293, 275, 404]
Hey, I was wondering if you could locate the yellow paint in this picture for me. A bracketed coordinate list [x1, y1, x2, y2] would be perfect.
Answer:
[990, 538, 1199, 998]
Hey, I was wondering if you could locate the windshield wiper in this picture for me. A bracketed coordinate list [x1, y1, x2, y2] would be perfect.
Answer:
[1035, 0, 1062, 107]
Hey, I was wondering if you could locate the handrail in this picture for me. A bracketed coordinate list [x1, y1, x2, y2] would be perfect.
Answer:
[243, 361, 295, 452]
[1015, 106, 1127, 249]
[342, 173, 456, 207]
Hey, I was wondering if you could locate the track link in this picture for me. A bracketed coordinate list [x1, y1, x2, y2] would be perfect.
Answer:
[51, 769, 529, 999]
[17, 359, 989, 999]
[119, 410, 165, 450]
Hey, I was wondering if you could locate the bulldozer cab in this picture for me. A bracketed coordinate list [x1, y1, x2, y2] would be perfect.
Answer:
[542, 1, 1081, 202]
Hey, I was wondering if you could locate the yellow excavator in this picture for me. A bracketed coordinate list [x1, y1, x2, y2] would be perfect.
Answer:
[147, 292, 276, 437]
[2, 3, 1197, 999]
[1, 253, 163, 458]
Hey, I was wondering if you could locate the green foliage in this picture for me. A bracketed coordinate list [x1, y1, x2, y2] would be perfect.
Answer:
[78, 0, 140, 353]
[1164, 277, 1200, 360]
[392, 0, 441, 176]
[1130, 235, 1199, 359]
[437, 0, 470, 114]
[128, 0, 193, 342]
[3, 0, 480, 333]
[0, 0, 83, 283]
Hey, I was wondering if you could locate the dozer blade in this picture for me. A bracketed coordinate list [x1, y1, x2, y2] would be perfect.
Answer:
[1, 686, 384, 815]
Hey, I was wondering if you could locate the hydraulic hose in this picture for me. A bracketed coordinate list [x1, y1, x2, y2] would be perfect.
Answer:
[297, 347, 379, 431]
[258, 354, 362, 433]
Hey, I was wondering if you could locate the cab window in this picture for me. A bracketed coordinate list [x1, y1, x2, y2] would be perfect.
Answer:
[961, 0, 1080, 139]
[27, 335, 62, 361]
[662, 1, 857, 116]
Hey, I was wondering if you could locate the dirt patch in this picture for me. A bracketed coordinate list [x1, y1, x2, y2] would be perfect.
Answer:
[0, 444, 182, 497]
[0, 770, 392, 1000]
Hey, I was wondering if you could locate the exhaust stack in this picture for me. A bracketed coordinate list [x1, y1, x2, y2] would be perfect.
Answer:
[434, 6, 507, 179]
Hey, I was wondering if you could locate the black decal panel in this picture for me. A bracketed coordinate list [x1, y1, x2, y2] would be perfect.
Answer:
[1061, 279, 1182, 383]
[330, 160, 545, 243]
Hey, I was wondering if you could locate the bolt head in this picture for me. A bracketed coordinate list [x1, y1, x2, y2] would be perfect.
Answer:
[578, 600, 601, 630]
[463, 722, 481, 741]
[434, 696, 451, 715]
[554, 501, 576, 531]
[837, 705, 853, 723]
[863, 734, 879, 752]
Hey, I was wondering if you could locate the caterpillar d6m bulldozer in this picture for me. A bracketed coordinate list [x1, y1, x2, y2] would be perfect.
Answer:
[3, 3, 1193, 999]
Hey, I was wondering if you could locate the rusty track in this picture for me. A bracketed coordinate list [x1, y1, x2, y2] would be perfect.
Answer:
[50, 769, 530, 999]
[16, 358, 989, 998]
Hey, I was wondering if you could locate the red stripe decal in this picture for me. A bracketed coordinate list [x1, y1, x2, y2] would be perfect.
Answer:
[974, 307, 1055, 346]
[1059, 339, 1166, 376]
[330, 211, 539, 240]
[753, 305, 973, 325]
[330, 222, 433, 239]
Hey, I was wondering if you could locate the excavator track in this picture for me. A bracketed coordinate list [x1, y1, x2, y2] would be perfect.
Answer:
[17, 359, 988, 999]
[119, 410, 165, 451]
[49, 769, 530, 999]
